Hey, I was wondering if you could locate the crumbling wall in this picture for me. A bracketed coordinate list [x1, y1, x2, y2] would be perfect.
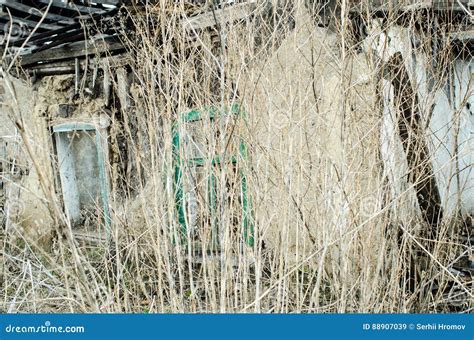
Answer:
[239, 10, 381, 268]
[366, 20, 474, 220]
[0, 77, 55, 249]
[0, 70, 116, 247]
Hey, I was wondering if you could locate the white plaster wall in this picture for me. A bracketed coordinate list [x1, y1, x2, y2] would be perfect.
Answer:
[429, 60, 473, 215]
[379, 79, 420, 221]
[0, 76, 55, 249]
[369, 22, 474, 217]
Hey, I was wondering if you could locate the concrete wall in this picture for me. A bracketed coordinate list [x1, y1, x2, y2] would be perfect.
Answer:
[368, 21, 474, 218]
[0, 76, 55, 249]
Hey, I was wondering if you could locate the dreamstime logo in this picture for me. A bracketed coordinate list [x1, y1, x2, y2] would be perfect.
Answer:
[272, 111, 290, 130]
[1, 21, 29, 43]
[7, 199, 25, 217]
[359, 196, 379, 219]
[5, 320, 85, 334]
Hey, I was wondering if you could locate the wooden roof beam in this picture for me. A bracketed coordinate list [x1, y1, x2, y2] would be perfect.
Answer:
[349, 0, 472, 13]
[20, 36, 124, 66]
[34, 0, 105, 14]
[0, 14, 63, 31]
[1, 2, 76, 24]
[72, 0, 122, 6]
[8, 23, 82, 46]
[183, 1, 258, 31]
[34, 30, 87, 52]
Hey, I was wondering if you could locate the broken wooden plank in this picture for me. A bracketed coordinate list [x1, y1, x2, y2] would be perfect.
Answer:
[101, 54, 132, 68]
[183, 1, 258, 31]
[30, 64, 76, 75]
[20, 37, 125, 66]
[1, 1, 76, 25]
[32, 28, 85, 47]
[26, 59, 85, 75]
[0, 13, 63, 31]
[103, 65, 111, 106]
[10, 23, 83, 47]
[349, 0, 472, 12]
[432, 0, 471, 10]
[34, 31, 86, 52]
[34, 0, 106, 14]
[74, 0, 121, 5]
[116, 67, 130, 109]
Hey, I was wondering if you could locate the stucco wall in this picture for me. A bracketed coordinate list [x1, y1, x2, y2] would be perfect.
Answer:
[0, 76, 55, 249]
[240, 12, 381, 265]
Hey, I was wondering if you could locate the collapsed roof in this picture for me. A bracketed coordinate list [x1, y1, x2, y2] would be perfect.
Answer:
[0, 0, 472, 75]
[0, 0, 260, 74]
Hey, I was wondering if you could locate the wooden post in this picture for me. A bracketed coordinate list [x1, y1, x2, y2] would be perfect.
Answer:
[382, 52, 443, 236]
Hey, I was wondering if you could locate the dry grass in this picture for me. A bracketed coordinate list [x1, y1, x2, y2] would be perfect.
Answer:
[0, 0, 472, 313]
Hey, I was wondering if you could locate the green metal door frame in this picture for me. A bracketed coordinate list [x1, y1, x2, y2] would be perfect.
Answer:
[172, 104, 254, 247]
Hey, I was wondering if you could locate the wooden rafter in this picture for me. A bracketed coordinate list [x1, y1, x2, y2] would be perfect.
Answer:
[0, 0, 122, 69]
[20, 36, 125, 66]
[1, 1, 76, 24]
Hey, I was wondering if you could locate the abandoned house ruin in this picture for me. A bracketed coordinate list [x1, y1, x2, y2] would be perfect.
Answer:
[0, 0, 472, 311]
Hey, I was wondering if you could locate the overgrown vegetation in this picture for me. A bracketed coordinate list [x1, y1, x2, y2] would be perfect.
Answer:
[0, 0, 472, 313]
